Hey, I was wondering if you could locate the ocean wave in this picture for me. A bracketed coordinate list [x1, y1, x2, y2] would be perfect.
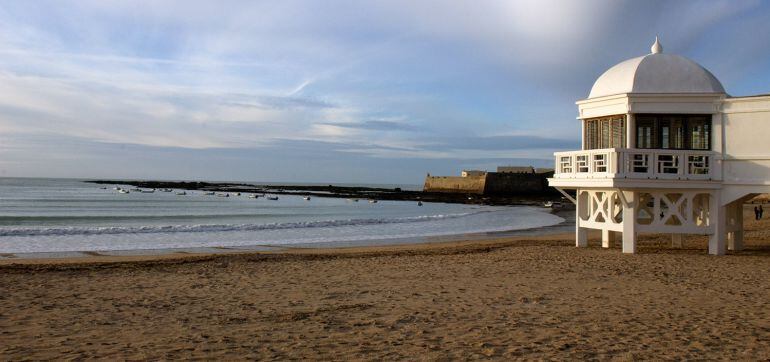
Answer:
[0, 211, 485, 237]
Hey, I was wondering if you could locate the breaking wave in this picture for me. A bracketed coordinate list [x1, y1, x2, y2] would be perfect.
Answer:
[0, 211, 484, 237]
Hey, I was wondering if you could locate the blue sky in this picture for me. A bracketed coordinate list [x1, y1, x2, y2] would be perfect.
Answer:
[0, 0, 769, 184]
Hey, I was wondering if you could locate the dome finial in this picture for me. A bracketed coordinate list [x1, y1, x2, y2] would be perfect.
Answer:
[651, 36, 663, 54]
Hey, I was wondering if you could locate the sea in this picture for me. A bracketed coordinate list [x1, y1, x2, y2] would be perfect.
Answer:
[0, 178, 565, 254]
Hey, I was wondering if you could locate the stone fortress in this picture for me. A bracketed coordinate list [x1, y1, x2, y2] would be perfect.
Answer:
[423, 166, 555, 195]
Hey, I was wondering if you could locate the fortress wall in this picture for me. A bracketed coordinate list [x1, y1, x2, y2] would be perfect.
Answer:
[423, 172, 556, 195]
[483, 172, 548, 195]
[423, 175, 486, 194]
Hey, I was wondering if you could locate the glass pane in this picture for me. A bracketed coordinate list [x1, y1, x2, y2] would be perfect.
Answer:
[636, 117, 656, 149]
[584, 120, 598, 150]
[659, 117, 684, 149]
[601, 120, 610, 148]
[612, 117, 625, 148]
[688, 117, 710, 150]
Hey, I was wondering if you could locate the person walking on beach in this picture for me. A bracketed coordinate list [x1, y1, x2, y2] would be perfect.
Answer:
[755, 206, 760, 220]
[760, 205, 764, 220]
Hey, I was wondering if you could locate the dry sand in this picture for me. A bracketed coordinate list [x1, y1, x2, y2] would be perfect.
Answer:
[1, 206, 769, 360]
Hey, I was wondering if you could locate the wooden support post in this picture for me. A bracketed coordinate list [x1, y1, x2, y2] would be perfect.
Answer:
[729, 201, 744, 251]
[602, 229, 615, 248]
[709, 191, 726, 256]
[576, 224, 588, 248]
[671, 234, 683, 248]
[622, 191, 637, 254]
[576, 189, 587, 247]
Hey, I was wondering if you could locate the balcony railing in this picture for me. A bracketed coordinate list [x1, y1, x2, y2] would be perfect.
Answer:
[553, 148, 718, 180]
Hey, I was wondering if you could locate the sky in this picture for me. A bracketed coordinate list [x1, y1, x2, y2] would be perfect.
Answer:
[0, 0, 769, 185]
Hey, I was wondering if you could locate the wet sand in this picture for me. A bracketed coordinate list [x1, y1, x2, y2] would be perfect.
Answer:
[1, 207, 769, 360]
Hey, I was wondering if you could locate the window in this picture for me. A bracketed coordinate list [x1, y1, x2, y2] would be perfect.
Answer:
[635, 114, 712, 150]
[636, 117, 656, 148]
[660, 117, 684, 149]
[687, 117, 710, 150]
[584, 115, 626, 150]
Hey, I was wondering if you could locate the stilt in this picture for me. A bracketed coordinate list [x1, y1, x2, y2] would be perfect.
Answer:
[709, 191, 726, 255]
[622, 191, 637, 254]
[576, 191, 588, 247]
[730, 230, 743, 251]
[728, 201, 744, 251]
[601, 229, 615, 248]
[671, 234, 683, 248]
[576, 225, 588, 247]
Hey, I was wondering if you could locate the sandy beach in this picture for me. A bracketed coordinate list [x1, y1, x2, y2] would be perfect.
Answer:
[1, 206, 769, 360]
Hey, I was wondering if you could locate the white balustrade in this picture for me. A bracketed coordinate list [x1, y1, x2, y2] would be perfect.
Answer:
[553, 148, 717, 180]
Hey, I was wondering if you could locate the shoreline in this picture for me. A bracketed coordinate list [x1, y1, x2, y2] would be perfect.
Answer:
[0, 209, 574, 264]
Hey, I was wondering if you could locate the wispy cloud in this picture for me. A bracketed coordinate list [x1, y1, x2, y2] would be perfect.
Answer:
[0, 1, 767, 183]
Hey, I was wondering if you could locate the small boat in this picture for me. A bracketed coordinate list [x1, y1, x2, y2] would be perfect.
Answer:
[205, 192, 215, 196]
[369, 199, 378, 204]
[131, 188, 142, 192]
[113, 186, 121, 190]
[119, 189, 130, 194]
[267, 196, 279, 201]
[551, 202, 564, 210]
[141, 189, 155, 193]
[162, 188, 173, 192]
[176, 191, 187, 195]
[417, 201, 423, 206]
[217, 193, 230, 198]
[543, 201, 554, 208]
[99, 187, 107, 190]
[248, 194, 259, 198]
[235, 192, 241, 196]
[303, 196, 311, 201]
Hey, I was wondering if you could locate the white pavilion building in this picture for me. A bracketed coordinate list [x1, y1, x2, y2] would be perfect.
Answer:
[548, 37, 770, 255]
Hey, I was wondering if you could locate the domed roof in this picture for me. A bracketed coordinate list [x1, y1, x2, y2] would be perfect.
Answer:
[588, 37, 725, 99]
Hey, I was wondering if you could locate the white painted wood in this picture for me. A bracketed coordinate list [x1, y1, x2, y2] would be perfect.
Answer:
[602, 230, 615, 248]
[553, 149, 717, 181]
[671, 234, 683, 248]
[576, 226, 588, 248]
[727, 199, 744, 251]
[622, 191, 637, 254]
[709, 191, 726, 255]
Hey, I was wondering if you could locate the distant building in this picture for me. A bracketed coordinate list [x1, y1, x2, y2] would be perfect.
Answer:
[497, 166, 535, 174]
[461, 170, 487, 177]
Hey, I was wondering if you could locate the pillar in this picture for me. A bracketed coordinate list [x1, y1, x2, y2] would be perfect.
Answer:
[728, 201, 744, 251]
[709, 191, 726, 255]
[602, 230, 615, 248]
[576, 189, 588, 247]
[576, 222, 588, 248]
[671, 234, 683, 248]
[626, 113, 635, 148]
[622, 191, 637, 254]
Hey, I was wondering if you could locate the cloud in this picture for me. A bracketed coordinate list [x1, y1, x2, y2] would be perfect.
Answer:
[0, 1, 767, 183]
[424, 135, 580, 152]
[320, 119, 419, 132]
